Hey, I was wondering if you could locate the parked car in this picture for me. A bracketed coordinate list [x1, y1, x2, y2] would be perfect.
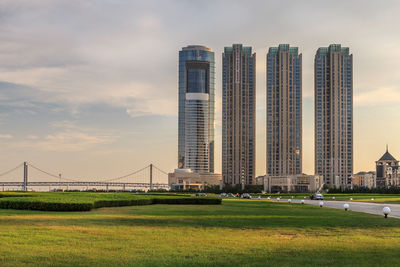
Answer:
[310, 193, 323, 200]
[226, 193, 235, 198]
[195, 193, 207, 197]
[242, 193, 252, 199]
[220, 193, 227, 197]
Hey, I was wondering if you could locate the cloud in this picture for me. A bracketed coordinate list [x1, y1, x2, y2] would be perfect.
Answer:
[2, 121, 117, 152]
[0, 134, 13, 139]
[37, 130, 114, 152]
[126, 98, 176, 118]
[355, 87, 400, 106]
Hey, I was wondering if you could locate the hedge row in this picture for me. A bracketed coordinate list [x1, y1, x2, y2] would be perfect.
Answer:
[0, 200, 93, 211]
[93, 198, 154, 208]
[0, 196, 221, 212]
[153, 197, 221, 205]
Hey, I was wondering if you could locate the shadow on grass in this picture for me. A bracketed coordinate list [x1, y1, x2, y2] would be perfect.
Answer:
[1, 200, 399, 230]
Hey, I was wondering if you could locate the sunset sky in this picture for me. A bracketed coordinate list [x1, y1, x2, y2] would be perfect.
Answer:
[1, 0, 400, 182]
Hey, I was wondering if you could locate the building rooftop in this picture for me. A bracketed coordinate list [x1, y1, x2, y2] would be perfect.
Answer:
[182, 45, 212, 52]
[378, 150, 397, 161]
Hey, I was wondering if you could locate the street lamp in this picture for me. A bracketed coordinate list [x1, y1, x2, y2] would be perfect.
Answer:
[383, 207, 391, 218]
[344, 203, 349, 211]
[319, 201, 324, 207]
[301, 200, 305, 204]
[350, 197, 353, 201]
[288, 199, 292, 203]
[371, 198, 374, 201]
[277, 197, 280, 201]
[332, 197, 335, 200]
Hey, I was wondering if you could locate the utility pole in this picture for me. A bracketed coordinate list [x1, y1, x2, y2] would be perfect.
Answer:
[149, 163, 153, 191]
[23, 162, 28, 191]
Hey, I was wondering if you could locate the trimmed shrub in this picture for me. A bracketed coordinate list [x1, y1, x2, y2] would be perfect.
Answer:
[0, 194, 221, 212]
[0, 200, 93, 211]
[93, 198, 154, 208]
[153, 197, 221, 205]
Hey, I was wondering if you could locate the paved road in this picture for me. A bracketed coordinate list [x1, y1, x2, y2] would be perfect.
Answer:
[263, 198, 400, 218]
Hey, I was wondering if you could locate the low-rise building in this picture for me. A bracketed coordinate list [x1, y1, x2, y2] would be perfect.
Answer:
[353, 171, 376, 188]
[376, 147, 399, 187]
[263, 174, 323, 193]
[255, 175, 265, 185]
[168, 169, 222, 190]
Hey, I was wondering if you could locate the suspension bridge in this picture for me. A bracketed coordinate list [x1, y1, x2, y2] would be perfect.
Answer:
[0, 162, 169, 191]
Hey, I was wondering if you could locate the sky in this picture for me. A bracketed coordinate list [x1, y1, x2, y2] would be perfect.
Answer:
[1, 0, 400, 183]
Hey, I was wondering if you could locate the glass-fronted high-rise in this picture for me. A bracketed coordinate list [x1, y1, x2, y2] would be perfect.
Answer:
[267, 44, 302, 176]
[222, 44, 256, 185]
[178, 45, 215, 173]
[315, 44, 353, 187]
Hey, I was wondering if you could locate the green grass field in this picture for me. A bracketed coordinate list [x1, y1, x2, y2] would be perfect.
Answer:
[1, 198, 400, 266]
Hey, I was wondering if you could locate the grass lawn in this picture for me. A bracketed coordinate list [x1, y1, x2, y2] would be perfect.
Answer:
[1, 198, 400, 266]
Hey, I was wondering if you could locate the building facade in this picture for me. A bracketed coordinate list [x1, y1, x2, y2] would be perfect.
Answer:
[168, 169, 222, 190]
[266, 44, 302, 176]
[178, 45, 215, 173]
[353, 171, 376, 188]
[315, 44, 353, 188]
[222, 44, 256, 185]
[376, 148, 399, 187]
[263, 174, 323, 193]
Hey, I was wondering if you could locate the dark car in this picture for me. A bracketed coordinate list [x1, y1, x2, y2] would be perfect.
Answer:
[310, 193, 323, 200]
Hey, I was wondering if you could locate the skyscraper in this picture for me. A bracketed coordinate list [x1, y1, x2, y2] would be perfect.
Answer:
[222, 44, 256, 185]
[266, 44, 302, 176]
[315, 44, 353, 188]
[178, 45, 215, 173]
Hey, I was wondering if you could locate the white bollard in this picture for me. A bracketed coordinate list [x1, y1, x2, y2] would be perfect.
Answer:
[383, 207, 391, 218]
[319, 201, 324, 207]
[344, 203, 349, 211]
[301, 199, 305, 204]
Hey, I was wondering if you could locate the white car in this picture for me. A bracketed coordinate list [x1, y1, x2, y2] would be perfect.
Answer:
[242, 193, 252, 199]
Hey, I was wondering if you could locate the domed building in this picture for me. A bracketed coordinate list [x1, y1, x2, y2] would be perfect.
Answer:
[376, 146, 399, 187]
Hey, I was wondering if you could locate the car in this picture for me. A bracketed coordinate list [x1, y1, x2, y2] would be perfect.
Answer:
[220, 193, 227, 197]
[242, 193, 251, 199]
[226, 193, 235, 198]
[195, 193, 207, 197]
[310, 193, 323, 200]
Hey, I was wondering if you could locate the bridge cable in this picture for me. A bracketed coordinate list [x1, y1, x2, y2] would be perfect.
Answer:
[152, 165, 168, 175]
[0, 163, 24, 178]
[99, 165, 150, 182]
[28, 163, 81, 182]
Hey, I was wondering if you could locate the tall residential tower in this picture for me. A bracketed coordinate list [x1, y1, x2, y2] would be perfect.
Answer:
[315, 44, 353, 187]
[178, 45, 215, 173]
[222, 44, 256, 185]
[266, 44, 302, 176]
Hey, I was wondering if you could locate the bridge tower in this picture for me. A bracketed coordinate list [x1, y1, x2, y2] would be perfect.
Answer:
[150, 163, 153, 190]
[23, 162, 28, 191]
